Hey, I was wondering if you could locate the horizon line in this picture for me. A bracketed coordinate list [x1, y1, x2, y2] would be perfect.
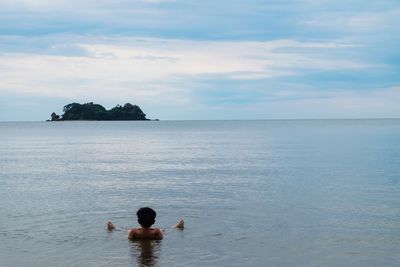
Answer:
[1, 117, 399, 123]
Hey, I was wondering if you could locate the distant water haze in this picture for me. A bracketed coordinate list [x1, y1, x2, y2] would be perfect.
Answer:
[0, 120, 399, 266]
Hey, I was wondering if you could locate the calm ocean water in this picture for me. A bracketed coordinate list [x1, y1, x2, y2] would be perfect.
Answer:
[0, 120, 399, 267]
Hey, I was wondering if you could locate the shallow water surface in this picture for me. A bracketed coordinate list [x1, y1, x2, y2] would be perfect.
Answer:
[0, 120, 399, 266]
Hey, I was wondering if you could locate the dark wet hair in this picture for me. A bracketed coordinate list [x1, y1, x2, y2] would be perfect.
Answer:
[137, 207, 156, 228]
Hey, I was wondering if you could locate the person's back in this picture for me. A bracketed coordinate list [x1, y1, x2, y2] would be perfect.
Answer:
[107, 207, 184, 240]
[128, 226, 163, 240]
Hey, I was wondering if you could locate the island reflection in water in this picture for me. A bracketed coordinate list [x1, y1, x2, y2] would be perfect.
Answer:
[130, 240, 161, 267]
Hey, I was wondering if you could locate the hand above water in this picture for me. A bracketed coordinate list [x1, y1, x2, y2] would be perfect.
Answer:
[175, 219, 184, 229]
[107, 221, 116, 231]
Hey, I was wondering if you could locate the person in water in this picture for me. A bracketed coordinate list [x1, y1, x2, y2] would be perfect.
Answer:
[107, 207, 184, 240]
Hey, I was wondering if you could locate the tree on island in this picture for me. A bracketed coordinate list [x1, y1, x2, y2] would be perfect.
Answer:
[108, 103, 147, 120]
[50, 102, 148, 121]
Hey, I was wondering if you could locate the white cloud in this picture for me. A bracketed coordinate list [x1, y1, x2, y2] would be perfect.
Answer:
[301, 8, 400, 33]
[235, 86, 400, 119]
[0, 37, 368, 106]
[1, 0, 399, 120]
[0, 0, 168, 10]
[287, 86, 400, 118]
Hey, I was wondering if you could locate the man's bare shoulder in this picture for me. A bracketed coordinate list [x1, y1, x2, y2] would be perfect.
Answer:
[153, 228, 164, 239]
[128, 227, 163, 240]
[128, 228, 140, 239]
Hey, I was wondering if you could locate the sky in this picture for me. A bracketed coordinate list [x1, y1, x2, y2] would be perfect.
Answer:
[0, 0, 399, 120]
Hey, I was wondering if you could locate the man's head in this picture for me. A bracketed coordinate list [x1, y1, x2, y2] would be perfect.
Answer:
[136, 207, 157, 228]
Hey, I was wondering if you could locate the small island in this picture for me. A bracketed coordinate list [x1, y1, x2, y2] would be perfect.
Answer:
[50, 102, 149, 121]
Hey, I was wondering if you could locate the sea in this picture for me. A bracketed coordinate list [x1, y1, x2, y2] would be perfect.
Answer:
[0, 120, 399, 267]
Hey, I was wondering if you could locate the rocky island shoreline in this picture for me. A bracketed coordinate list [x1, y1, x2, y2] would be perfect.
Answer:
[49, 102, 154, 121]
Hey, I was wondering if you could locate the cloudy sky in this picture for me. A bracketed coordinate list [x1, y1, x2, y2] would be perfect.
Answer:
[0, 0, 399, 120]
